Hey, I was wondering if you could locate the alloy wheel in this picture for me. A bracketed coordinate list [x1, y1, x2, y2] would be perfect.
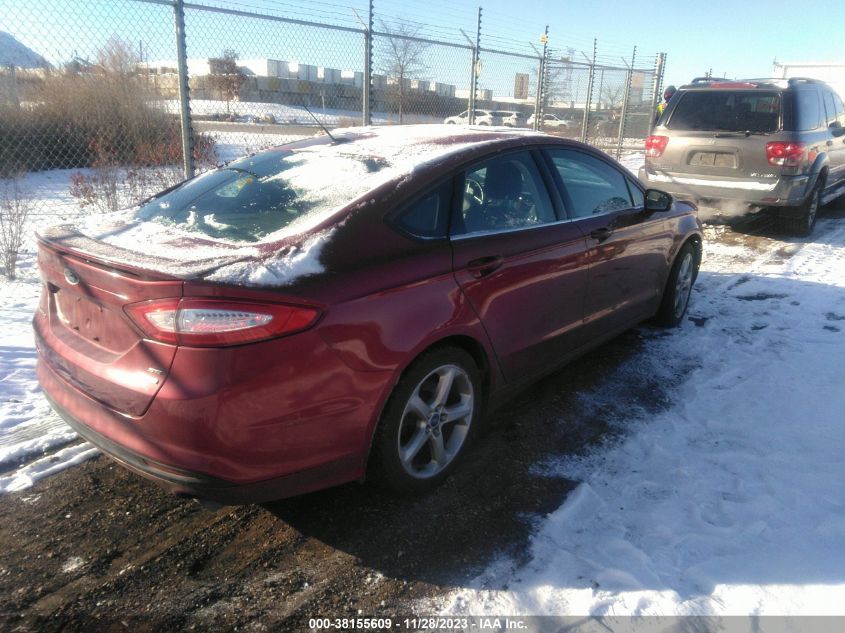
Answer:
[396, 364, 474, 479]
[673, 251, 694, 319]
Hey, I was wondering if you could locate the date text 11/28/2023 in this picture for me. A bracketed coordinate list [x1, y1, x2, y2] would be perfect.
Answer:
[308, 617, 529, 630]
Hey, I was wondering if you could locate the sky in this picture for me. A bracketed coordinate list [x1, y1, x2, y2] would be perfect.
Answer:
[2, 0, 843, 99]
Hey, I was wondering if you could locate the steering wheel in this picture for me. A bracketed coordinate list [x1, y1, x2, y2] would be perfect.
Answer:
[465, 177, 484, 206]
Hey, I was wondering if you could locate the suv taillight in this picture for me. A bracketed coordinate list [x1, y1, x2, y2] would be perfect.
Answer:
[766, 141, 806, 167]
[125, 298, 320, 347]
[645, 135, 669, 158]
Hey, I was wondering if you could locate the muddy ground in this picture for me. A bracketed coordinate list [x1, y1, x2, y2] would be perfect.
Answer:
[2, 206, 841, 633]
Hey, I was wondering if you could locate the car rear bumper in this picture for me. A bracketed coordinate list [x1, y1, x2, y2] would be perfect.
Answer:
[35, 312, 395, 504]
[42, 387, 360, 505]
[639, 166, 813, 208]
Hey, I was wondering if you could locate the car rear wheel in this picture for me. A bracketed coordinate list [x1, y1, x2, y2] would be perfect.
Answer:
[369, 347, 481, 494]
[655, 242, 697, 327]
[779, 178, 822, 236]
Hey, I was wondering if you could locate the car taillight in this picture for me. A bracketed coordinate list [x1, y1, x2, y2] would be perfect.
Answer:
[766, 141, 806, 167]
[645, 135, 669, 158]
[125, 298, 320, 347]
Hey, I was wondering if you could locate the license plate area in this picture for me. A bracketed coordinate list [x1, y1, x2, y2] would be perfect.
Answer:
[689, 151, 737, 168]
[51, 287, 137, 354]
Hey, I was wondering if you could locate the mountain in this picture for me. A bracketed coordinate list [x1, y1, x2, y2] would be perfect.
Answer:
[0, 32, 51, 68]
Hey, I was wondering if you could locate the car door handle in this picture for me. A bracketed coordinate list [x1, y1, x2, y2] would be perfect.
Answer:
[589, 227, 613, 242]
[466, 256, 504, 278]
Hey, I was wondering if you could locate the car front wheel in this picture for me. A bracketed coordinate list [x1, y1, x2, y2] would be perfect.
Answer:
[369, 347, 481, 493]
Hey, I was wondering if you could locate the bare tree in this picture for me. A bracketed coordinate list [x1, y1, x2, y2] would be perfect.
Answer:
[378, 21, 429, 124]
[95, 36, 139, 76]
[541, 51, 580, 105]
[0, 176, 31, 280]
[600, 83, 625, 111]
[209, 49, 246, 114]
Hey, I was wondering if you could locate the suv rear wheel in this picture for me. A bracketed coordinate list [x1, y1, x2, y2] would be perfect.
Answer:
[779, 177, 823, 237]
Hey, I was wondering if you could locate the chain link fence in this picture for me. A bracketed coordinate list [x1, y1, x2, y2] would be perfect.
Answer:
[0, 0, 665, 279]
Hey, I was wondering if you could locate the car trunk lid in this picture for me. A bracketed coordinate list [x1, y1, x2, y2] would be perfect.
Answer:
[35, 232, 190, 417]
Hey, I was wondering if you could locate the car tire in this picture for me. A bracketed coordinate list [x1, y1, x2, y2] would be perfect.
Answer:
[779, 178, 822, 237]
[655, 242, 698, 327]
[369, 347, 482, 494]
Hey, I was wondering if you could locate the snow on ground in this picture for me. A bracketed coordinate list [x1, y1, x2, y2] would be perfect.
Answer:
[437, 217, 845, 617]
[618, 151, 645, 176]
[0, 170, 98, 492]
[210, 130, 308, 163]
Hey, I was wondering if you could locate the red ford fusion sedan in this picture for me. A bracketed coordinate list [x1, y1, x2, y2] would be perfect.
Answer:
[34, 125, 702, 504]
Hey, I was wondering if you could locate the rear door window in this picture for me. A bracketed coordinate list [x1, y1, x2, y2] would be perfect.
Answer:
[794, 88, 823, 131]
[823, 89, 838, 126]
[452, 152, 556, 236]
[833, 91, 845, 126]
[667, 91, 781, 132]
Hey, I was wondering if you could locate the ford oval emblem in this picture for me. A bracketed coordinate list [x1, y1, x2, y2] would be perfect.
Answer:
[64, 268, 80, 285]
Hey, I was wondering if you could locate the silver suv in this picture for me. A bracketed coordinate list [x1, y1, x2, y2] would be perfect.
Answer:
[639, 78, 845, 235]
[444, 109, 496, 126]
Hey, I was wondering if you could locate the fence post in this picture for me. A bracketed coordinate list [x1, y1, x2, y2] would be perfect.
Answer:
[615, 46, 636, 159]
[648, 52, 666, 135]
[533, 25, 548, 132]
[173, 0, 195, 179]
[362, 0, 373, 126]
[468, 7, 481, 125]
[580, 39, 596, 143]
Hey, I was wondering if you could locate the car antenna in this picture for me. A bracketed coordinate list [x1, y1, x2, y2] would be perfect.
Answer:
[302, 104, 337, 142]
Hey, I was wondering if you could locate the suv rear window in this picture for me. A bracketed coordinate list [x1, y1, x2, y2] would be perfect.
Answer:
[667, 91, 781, 132]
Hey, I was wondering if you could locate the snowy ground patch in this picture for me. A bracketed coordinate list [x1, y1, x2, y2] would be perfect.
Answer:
[437, 218, 845, 617]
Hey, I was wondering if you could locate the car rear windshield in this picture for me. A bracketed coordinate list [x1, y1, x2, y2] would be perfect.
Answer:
[134, 148, 393, 243]
[667, 90, 781, 133]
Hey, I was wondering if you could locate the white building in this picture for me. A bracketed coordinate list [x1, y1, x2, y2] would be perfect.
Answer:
[773, 60, 845, 98]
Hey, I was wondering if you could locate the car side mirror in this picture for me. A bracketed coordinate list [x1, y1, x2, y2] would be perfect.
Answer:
[644, 188, 673, 212]
[829, 121, 845, 137]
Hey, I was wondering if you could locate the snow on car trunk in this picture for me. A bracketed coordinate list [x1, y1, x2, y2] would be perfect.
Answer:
[436, 218, 845, 616]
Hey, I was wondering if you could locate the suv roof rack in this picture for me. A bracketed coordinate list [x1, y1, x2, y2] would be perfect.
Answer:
[738, 77, 829, 88]
[786, 76, 827, 86]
